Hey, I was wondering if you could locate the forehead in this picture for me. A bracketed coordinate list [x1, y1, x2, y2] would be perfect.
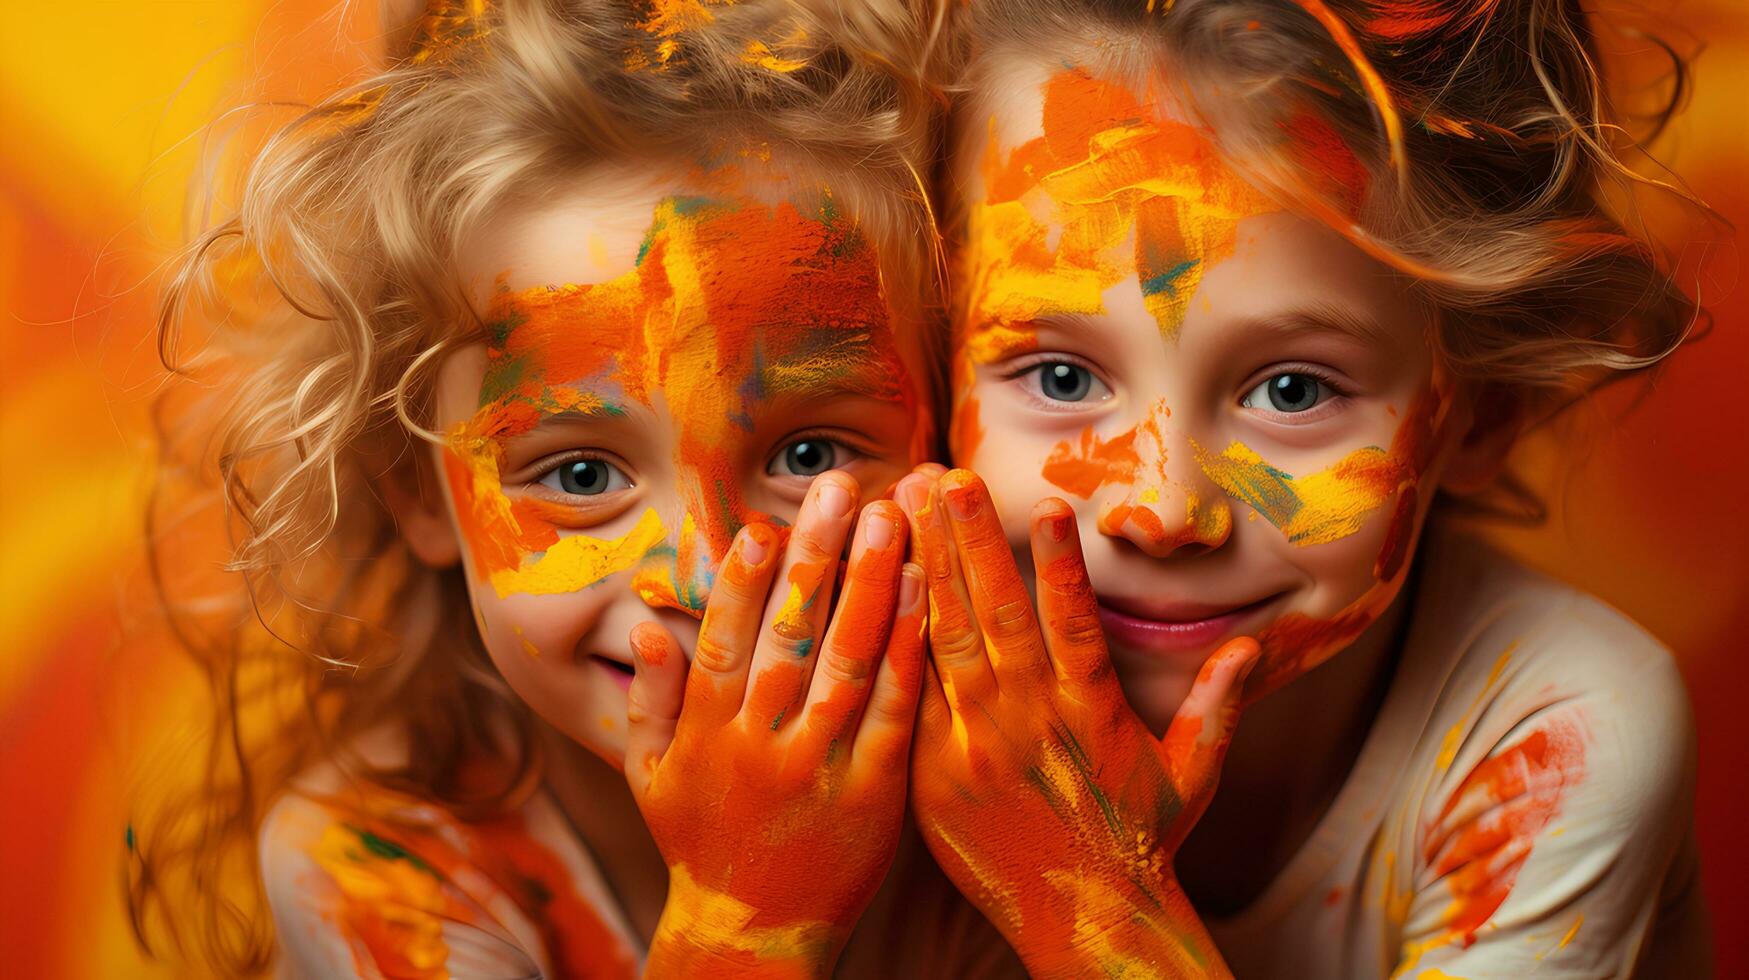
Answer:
[453, 164, 930, 410]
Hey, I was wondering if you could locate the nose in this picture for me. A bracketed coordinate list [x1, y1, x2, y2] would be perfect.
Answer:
[1095, 403, 1230, 558]
[1097, 483, 1231, 557]
[631, 514, 719, 620]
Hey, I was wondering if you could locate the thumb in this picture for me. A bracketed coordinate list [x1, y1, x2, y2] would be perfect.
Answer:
[624, 621, 687, 801]
[1160, 637, 1262, 828]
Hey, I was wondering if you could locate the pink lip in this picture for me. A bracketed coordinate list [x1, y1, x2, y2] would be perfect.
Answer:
[1095, 595, 1278, 659]
[589, 654, 636, 692]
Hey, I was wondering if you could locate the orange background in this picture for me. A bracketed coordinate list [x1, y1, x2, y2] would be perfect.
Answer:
[0, 3, 1743, 976]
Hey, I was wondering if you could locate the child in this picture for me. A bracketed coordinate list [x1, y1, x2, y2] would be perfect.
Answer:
[129, 0, 955, 975]
[892, 0, 1712, 976]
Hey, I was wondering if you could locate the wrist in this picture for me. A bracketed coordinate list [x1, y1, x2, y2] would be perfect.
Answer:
[643, 865, 841, 980]
[1010, 873, 1228, 980]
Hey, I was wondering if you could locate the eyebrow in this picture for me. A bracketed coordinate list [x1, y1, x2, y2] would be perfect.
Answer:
[1235, 302, 1395, 346]
[759, 332, 906, 402]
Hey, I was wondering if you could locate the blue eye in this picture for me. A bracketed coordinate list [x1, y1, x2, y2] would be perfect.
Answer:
[770, 439, 838, 477]
[1242, 373, 1328, 413]
[538, 458, 631, 496]
[1032, 362, 1109, 403]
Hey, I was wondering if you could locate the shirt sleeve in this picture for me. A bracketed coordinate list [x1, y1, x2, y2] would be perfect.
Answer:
[259, 794, 544, 980]
[1390, 598, 1703, 979]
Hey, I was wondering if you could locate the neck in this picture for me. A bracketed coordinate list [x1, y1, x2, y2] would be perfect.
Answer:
[536, 722, 669, 944]
[1176, 586, 1412, 916]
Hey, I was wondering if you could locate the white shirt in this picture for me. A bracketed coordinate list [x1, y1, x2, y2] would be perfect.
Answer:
[1209, 532, 1711, 978]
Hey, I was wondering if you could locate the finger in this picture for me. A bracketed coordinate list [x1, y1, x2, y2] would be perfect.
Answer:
[876, 462, 947, 502]
[802, 501, 907, 735]
[1029, 497, 1114, 694]
[894, 472, 998, 716]
[624, 622, 687, 799]
[682, 522, 783, 728]
[939, 469, 1052, 693]
[743, 471, 859, 731]
[909, 652, 955, 766]
[1161, 637, 1262, 830]
[852, 562, 927, 767]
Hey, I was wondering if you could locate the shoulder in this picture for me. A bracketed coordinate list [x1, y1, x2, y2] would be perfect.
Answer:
[257, 761, 546, 980]
[1392, 536, 1699, 956]
[1410, 532, 1693, 787]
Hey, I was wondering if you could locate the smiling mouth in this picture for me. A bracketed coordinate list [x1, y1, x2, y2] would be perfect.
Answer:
[1094, 593, 1281, 659]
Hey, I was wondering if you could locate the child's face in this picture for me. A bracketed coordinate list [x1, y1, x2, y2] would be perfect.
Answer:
[952, 61, 1460, 729]
[428, 167, 932, 764]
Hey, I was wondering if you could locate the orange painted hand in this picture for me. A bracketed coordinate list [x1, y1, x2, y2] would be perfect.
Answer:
[894, 469, 1261, 979]
[625, 472, 927, 979]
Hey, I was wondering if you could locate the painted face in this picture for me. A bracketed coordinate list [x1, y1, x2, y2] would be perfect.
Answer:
[431, 167, 932, 763]
[952, 61, 1458, 731]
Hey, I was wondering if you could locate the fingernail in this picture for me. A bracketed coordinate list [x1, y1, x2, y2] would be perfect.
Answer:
[944, 483, 981, 521]
[865, 513, 895, 549]
[817, 481, 852, 519]
[898, 564, 923, 610]
[740, 525, 771, 565]
[896, 477, 929, 514]
[1043, 511, 1071, 542]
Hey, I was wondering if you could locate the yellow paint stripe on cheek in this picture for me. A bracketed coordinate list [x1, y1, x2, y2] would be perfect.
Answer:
[488, 507, 668, 598]
[1196, 440, 1407, 547]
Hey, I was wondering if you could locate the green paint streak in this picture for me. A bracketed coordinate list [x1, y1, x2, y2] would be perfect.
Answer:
[1200, 452, 1303, 529]
[477, 353, 530, 407]
[485, 308, 528, 347]
[769, 706, 789, 731]
[350, 826, 438, 877]
[1139, 258, 1199, 298]
[124, 825, 134, 850]
[1053, 723, 1125, 842]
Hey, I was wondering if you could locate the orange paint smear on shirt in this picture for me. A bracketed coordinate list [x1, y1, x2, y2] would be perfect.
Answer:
[304, 784, 638, 980]
[1426, 719, 1588, 947]
[450, 190, 915, 608]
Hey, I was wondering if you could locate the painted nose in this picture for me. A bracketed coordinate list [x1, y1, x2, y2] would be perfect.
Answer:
[1097, 479, 1231, 558]
[631, 516, 719, 620]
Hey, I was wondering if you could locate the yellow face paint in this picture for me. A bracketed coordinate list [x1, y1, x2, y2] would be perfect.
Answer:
[487, 507, 669, 598]
[445, 189, 920, 607]
[960, 68, 1277, 350]
[1194, 440, 1406, 547]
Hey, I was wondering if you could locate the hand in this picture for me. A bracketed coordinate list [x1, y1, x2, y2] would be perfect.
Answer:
[895, 469, 1260, 979]
[625, 472, 927, 979]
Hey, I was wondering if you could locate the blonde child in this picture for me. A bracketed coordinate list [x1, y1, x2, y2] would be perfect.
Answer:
[129, 0, 961, 975]
[892, 0, 1711, 976]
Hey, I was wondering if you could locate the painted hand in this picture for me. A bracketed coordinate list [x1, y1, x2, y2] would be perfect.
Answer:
[625, 472, 927, 979]
[895, 469, 1260, 980]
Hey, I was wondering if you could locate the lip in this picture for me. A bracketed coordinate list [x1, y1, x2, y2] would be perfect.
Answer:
[587, 653, 637, 692]
[1095, 593, 1281, 659]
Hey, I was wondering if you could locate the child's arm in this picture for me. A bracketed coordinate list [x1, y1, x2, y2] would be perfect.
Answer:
[624, 473, 926, 979]
[894, 468, 1259, 979]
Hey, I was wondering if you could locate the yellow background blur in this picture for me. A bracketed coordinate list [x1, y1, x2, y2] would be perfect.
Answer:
[1, 3, 1744, 975]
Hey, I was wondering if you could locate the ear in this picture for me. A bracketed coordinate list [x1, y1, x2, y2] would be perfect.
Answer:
[379, 445, 464, 569]
[1439, 384, 1525, 495]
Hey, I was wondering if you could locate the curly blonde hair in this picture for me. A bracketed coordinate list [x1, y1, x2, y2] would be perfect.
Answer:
[128, 0, 946, 972]
[945, 0, 1708, 519]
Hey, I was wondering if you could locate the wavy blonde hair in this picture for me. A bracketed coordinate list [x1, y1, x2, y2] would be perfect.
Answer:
[946, 0, 1709, 518]
[128, 0, 946, 973]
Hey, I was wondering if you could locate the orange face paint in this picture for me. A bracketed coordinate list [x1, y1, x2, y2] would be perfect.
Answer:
[445, 190, 920, 609]
[958, 67, 1277, 359]
[1247, 384, 1449, 692]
